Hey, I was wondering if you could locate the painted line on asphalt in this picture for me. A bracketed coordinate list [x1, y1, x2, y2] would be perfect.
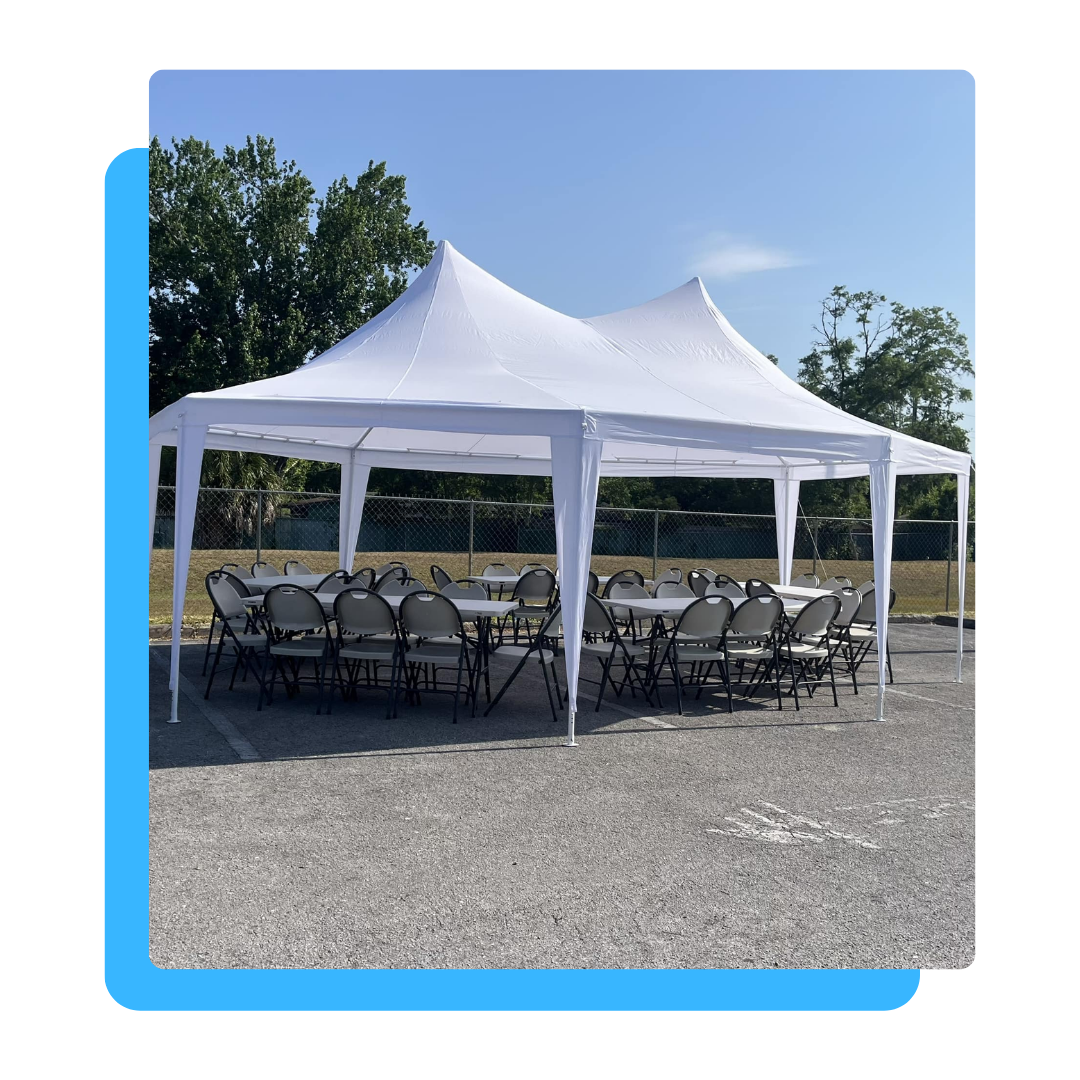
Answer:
[596, 697, 679, 728]
[150, 649, 262, 761]
[886, 687, 975, 711]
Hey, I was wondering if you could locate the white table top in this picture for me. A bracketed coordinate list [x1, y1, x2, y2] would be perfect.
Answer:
[738, 582, 832, 601]
[244, 592, 518, 621]
[602, 595, 807, 619]
[244, 573, 327, 590]
[468, 573, 655, 588]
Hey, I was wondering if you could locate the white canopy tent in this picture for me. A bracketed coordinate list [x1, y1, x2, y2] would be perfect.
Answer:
[150, 241, 970, 740]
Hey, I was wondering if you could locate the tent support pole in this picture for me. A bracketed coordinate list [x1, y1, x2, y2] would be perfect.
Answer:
[954, 470, 970, 681]
[550, 430, 603, 748]
[869, 451, 897, 721]
[149, 443, 161, 568]
[773, 471, 799, 586]
[169, 421, 207, 724]
[338, 454, 371, 573]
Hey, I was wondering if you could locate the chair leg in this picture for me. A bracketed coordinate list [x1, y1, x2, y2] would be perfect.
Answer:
[204, 632, 226, 700]
[202, 612, 218, 675]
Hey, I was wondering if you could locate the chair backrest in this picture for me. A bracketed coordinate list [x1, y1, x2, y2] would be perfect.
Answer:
[856, 580, 875, 594]
[654, 568, 683, 586]
[375, 561, 409, 576]
[284, 560, 313, 576]
[787, 594, 841, 640]
[376, 575, 427, 597]
[263, 584, 326, 634]
[400, 591, 463, 640]
[676, 595, 734, 641]
[584, 593, 619, 637]
[587, 570, 600, 595]
[520, 563, 551, 573]
[206, 572, 249, 621]
[791, 573, 820, 588]
[608, 581, 649, 602]
[713, 573, 741, 588]
[512, 568, 556, 604]
[705, 580, 746, 600]
[334, 588, 397, 638]
[483, 562, 517, 576]
[655, 581, 694, 599]
[353, 568, 377, 589]
[832, 587, 862, 628]
[216, 570, 252, 597]
[251, 561, 282, 579]
[430, 564, 453, 591]
[373, 566, 409, 590]
[317, 570, 354, 595]
[221, 563, 255, 581]
[537, 604, 564, 640]
[687, 570, 711, 597]
[693, 567, 717, 582]
[440, 580, 490, 601]
[602, 569, 645, 596]
[727, 594, 783, 638]
[745, 578, 777, 597]
[822, 576, 853, 592]
[855, 586, 897, 624]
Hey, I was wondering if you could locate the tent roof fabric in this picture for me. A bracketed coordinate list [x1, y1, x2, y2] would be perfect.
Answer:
[150, 241, 969, 479]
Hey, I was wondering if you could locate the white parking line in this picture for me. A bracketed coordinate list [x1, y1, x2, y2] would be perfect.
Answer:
[886, 688, 975, 711]
[151, 649, 262, 761]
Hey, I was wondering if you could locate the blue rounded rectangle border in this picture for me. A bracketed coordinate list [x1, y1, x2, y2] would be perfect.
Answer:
[109, 146, 919, 1010]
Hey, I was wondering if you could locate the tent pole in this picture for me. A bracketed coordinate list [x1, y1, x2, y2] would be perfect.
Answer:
[149, 443, 161, 569]
[338, 453, 371, 573]
[954, 469, 970, 681]
[168, 421, 207, 724]
[550, 430, 603, 748]
[773, 470, 799, 586]
[868, 451, 897, 722]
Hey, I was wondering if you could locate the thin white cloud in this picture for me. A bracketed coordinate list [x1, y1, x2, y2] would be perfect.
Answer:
[690, 233, 804, 279]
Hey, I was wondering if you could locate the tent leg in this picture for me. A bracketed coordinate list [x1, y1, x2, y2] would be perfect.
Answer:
[773, 471, 799, 586]
[167, 421, 208, 724]
[869, 452, 896, 722]
[550, 431, 603, 747]
[954, 469, 970, 682]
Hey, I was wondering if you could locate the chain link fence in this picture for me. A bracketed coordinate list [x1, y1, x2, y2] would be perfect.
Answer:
[151, 487, 975, 625]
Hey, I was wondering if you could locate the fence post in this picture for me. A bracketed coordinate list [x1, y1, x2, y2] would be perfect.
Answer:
[811, 521, 820, 580]
[945, 520, 954, 613]
[256, 490, 263, 563]
[652, 509, 660, 582]
[467, 499, 475, 576]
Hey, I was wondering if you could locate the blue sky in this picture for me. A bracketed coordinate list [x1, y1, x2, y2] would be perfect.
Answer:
[150, 70, 974, 441]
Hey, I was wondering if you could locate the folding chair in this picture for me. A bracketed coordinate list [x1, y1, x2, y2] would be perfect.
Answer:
[251, 561, 282, 579]
[284, 560, 313, 575]
[203, 572, 266, 699]
[649, 595, 735, 714]
[398, 592, 480, 722]
[331, 588, 402, 717]
[745, 578, 777, 597]
[791, 573, 821, 588]
[486, 606, 564, 722]
[775, 593, 842, 710]
[258, 585, 335, 714]
[724, 595, 785, 708]
[499, 568, 556, 644]
[601, 569, 645, 596]
[579, 594, 652, 710]
[202, 569, 256, 675]
[430, 564, 454, 591]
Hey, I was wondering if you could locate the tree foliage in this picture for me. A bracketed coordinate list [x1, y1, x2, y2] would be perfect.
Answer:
[150, 134, 434, 487]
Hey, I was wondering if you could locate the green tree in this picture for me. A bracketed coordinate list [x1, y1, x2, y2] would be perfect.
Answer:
[150, 134, 434, 487]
